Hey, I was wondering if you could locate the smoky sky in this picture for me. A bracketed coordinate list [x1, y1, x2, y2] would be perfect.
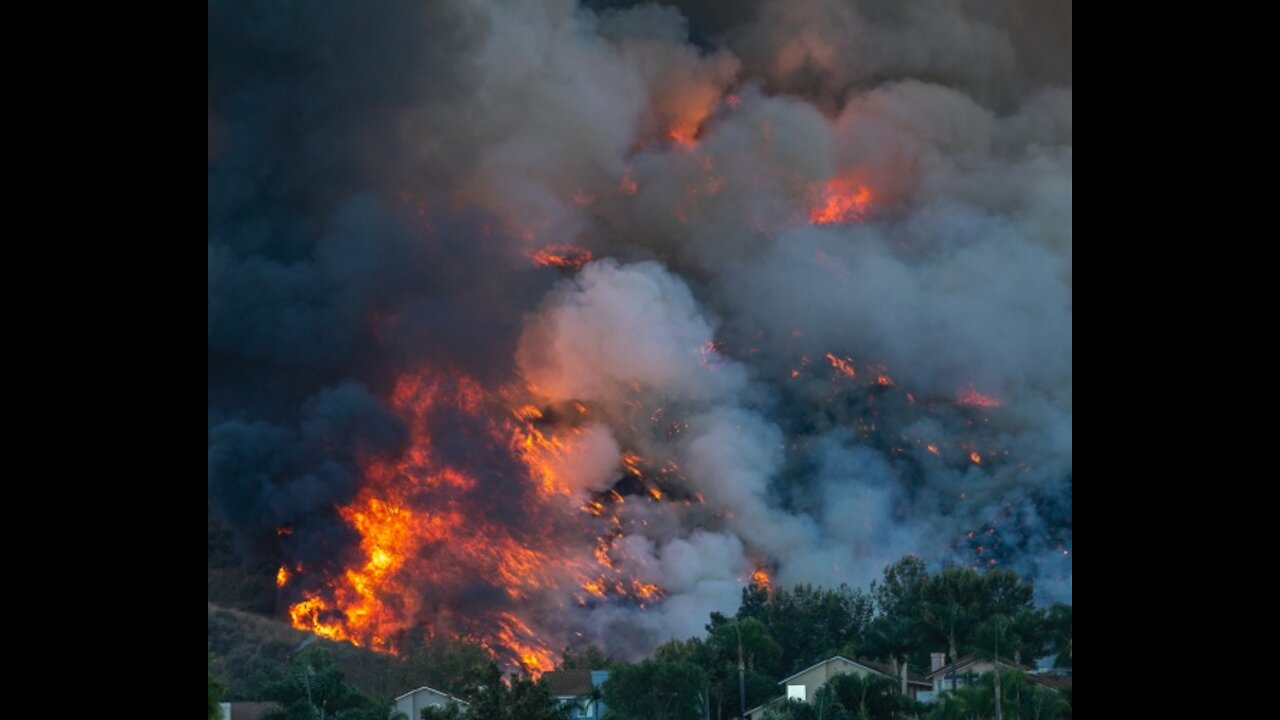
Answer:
[209, 0, 1071, 654]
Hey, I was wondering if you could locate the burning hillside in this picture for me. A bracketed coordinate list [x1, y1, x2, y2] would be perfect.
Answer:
[210, 0, 1071, 674]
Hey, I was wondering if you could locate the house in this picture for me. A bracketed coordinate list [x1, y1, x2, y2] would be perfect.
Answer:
[923, 653, 1034, 698]
[1026, 670, 1072, 693]
[392, 685, 469, 719]
[541, 669, 610, 720]
[743, 656, 931, 719]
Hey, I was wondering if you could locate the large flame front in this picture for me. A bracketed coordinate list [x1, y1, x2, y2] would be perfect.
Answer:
[284, 370, 667, 676]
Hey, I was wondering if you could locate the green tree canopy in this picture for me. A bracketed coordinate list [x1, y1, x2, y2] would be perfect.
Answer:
[731, 583, 874, 674]
[1046, 604, 1072, 669]
[463, 664, 571, 720]
[817, 671, 916, 720]
[260, 648, 389, 720]
[209, 654, 226, 720]
[602, 658, 707, 720]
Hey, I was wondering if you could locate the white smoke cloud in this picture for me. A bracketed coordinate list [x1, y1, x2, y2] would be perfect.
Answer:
[211, 0, 1071, 660]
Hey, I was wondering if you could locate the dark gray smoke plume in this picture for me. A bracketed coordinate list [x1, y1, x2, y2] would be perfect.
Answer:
[209, 0, 1071, 657]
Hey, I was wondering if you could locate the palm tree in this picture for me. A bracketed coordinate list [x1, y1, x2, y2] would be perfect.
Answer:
[975, 614, 1012, 720]
[823, 672, 909, 720]
[863, 617, 917, 697]
[922, 599, 971, 692]
[922, 568, 983, 691]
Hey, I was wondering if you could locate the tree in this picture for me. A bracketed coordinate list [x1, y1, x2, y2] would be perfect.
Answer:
[1007, 608, 1048, 669]
[760, 699, 818, 720]
[560, 646, 615, 670]
[260, 648, 390, 720]
[420, 705, 465, 720]
[818, 672, 914, 720]
[653, 638, 715, 719]
[463, 664, 571, 720]
[975, 615, 1013, 720]
[209, 654, 226, 720]
[730, 583, 874, 675]
[871, 556, 929, 623]
[860, 616, 921, 696]
[927, 684, 985, 720]
[400, 632, 496, 701]
[922, 567, 984, 686]
[602, 659, 707, 720]
[1046, 605, 1072, 669]
[708, 617, 782, 676]
[978, 569, 1035, 620]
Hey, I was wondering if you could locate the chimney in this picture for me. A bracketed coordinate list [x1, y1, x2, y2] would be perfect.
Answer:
[930, 652, 946, 673]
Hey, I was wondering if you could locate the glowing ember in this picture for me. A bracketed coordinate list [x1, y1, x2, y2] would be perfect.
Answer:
[876, 374, 894, 386]
[809, 176, 875, 225]
[632, 580, 661, 600]
[698, 340, 726, 369]
[970, 452, 982, 464]
[825, 352, 856, 378]
[957, 385, 1002, 408]
[276, 566, 290, 587]
[926, 444, 939, 455]
[276, 526, 292, 536]
[621, 451, 644, 477]
[667, 127, 698, 149]
[528, 244, 594, 272]
[619, 172, 638, 196]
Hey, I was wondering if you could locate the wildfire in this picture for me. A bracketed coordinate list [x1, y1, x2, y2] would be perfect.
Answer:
[666, 127, 698, 149]
[825, 352, 856, 378]
[528, 244, 594, 272]
[809, 176, 875, 225]
[750, 568, 772, 591]
[957, 385, 1002, 408]
[284, 369, 673, 676]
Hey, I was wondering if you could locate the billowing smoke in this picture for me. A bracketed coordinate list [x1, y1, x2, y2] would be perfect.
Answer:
[209, 0, 1071, 665]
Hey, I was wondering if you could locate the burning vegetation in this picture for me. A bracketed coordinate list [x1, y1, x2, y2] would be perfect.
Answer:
[210, 0, 1071, 680]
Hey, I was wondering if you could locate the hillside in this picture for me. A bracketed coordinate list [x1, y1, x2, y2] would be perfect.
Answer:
[207, 603, 422, 701]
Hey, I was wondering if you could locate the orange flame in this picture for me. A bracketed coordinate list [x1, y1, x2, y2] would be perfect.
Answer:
[285, 370, 668, 676]
[825, 352, 856, 378]
[810, 177, 875, 225]
[527, 244, 594, 272]
[957, 386, 1002, 408]
[666, 127, 698, 150]
[750, 568, 772, 591]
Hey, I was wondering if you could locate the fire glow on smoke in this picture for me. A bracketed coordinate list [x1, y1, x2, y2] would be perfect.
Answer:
[208, 0, 1072, 680]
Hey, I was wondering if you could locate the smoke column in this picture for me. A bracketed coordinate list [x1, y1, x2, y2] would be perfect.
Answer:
[209, 0, 1070, 667]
